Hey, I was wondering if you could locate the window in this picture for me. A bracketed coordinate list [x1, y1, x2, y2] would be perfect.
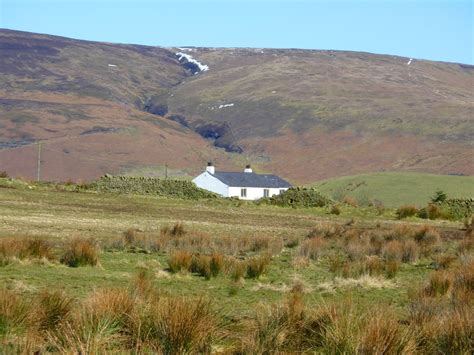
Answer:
[241, 188, 247, 198]
[263, 189, 269, 198]
[279, 189, 286, 194]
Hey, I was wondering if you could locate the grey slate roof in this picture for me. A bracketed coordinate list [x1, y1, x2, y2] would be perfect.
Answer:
[211, 171, 291, 188]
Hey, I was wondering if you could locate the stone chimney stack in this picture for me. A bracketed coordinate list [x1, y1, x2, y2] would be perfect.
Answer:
[206, 162, 215, 174]
[244, 164, 253, 173]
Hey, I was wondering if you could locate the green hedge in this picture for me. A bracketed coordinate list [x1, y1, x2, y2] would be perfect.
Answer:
[82, 175, 218, 200]
[266, 187, 333, 208]
[439, 198, 473, 219]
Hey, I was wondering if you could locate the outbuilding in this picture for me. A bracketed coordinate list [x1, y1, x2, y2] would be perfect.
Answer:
[192, 162, 291, 200]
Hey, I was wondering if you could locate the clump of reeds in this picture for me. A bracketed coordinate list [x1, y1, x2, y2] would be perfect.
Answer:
[60, 238, 99, 267]
[246, 254, 271, 279]
[0, 237, 54, 265]
[142, 296, 218, 354]
[298, 237, 326, 260]
[167, 250, 193, 273]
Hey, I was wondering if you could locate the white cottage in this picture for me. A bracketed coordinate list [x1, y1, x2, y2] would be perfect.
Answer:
[193, 163, 291, 200]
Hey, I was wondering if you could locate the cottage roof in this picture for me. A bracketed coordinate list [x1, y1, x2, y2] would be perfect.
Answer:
[211, 171, 291, 188]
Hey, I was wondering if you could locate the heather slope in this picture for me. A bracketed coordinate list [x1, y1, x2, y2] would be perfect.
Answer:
[1, 29, 473, 182]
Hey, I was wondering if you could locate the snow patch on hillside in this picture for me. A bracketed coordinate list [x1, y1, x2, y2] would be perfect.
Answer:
[407, 58, 413, 65]
[176, 52, 209, 73]
[218, 103, 234, 109]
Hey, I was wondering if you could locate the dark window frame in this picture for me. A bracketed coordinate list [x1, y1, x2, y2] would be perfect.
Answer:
[263, 189, 270, 197]
[241, 188, 247, 197]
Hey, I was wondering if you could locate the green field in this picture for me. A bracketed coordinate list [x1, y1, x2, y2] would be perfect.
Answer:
[312, 172, 474, 208]
[0, 179, 472, 353]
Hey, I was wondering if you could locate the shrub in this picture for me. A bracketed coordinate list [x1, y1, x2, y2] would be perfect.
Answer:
[85, 175, 218, 200]
[168, 250, 192, 273]
[60, 238, 99, 267]
[298, 237, 326, 260]
[0, 171, 8, 178]
[396, 205, 418, 219]
[246, 255, 271, 279]
[431, 190, 447, 204]
[269, 187, 333, 208]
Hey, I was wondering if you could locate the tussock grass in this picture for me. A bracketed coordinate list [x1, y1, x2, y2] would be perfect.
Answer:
[60, 238, 99, 267]
[298, 237, 326, 260]
[167, 250, 193, 273]
[0, 237, 54, 265]
[142, 297, 218, 354]
[0, 288, 31, 338]
[246, 254, 271, 279]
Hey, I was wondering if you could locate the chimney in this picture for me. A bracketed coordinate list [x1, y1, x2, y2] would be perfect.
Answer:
[206, 162, 215, 174]
[244, 164, 253, 173]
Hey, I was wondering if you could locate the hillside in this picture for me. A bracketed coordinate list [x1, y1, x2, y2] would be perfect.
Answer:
[312, 172, 474, 207]
[1, 29, 473, 182]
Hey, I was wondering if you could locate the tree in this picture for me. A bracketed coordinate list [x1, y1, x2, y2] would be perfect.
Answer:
[431, 190, 447, 204]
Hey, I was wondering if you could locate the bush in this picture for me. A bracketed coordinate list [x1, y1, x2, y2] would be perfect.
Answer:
[0, 171, 8, 178]
[269, 187, 333, 208]
[229, 259, 246, 282]
[84, 175, 218, 200]
[431, 190, 447, 204]
[396, 205, 419, 219]
[60, 238, 99, 267]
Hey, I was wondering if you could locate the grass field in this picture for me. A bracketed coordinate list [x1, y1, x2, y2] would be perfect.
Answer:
[311, 172, 474, 207]
[0, 178, 472, 352]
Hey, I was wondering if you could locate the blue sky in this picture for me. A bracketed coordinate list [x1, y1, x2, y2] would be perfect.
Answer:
[1, 0, 472, 64]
